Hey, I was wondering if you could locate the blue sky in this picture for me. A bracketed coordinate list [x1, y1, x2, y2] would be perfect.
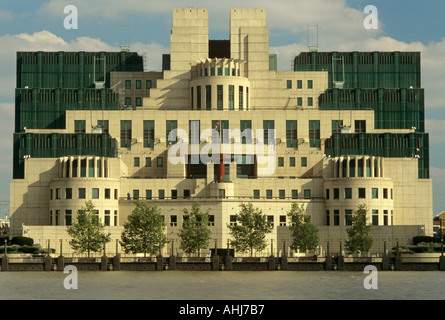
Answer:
[0, 0, 444, 214]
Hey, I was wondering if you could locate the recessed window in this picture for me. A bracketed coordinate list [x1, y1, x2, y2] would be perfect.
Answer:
[334, 210, 340, 226]
[146, 80, 152, 89]
[301, 157, 307, 167]
[134, 157, 140, 167]
[92, 188, 99, 199]
[105, 188, 110, 199]
[372, 209, 379, 225]
[278, 157, 284, 167]
[325, 189, 330, 200]
[157, 157, 163, 167]
[125, 80, 131, 89]
[158, 189, 165, 199]
[333, 188, 339, 199]
[304, 189, 311, 199]
[78, 188, 86, 199]
[307, 80, 313, 89]
[345, 188, 352, 199]
[383, 188, 388, 199]
[345, 209, 353, 226]
[170, 215, 177, 227]
[253, 189, 260, 199]
[145, 157, 152, 167]
[372, 188, 378, 199]
[358, 188, 366, 199]
[146, 189, 152, 200]
[307, 97, 313, 106]
[266, 190, 273, 199]
[289, 157, 296, 167]
[136, 80, 141, 89]
[279, 190, 285, 199]
[297, 80, 302, 89]
[286, 80, 292, 89]
[133, 190, 139, 200]
[65, 188, 72, 200]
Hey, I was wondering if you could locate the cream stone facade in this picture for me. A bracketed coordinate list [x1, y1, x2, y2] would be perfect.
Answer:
[10, 8, 432, 255]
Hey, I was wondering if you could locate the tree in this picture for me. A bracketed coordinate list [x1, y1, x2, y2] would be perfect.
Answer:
[345, 203, 374, 254]
[120, 200, 168, 257]
[178, 201, 212, 256]
[227, 203, 273, 257]
[287, 203, 319, 253]
[67, 201, 111, 257]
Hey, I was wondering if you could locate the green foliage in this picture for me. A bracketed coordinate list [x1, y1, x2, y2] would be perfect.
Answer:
[345, 204, 374, 254]
[67, 201, 111, 257]
[227, 203, 273, 256]
[287, 203, 319, 252]
[10, 236, 34, 246]
[413, 235, 439, 245]
[178, 201, 212, 256]
[120, 200, 168, 256]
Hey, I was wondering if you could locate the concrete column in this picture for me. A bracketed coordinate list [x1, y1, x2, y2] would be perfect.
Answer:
[69, 156, 73, 178]
[77, 156, 81, 177]
[371, 156, 375, 177]
[101, 157, 105, 178]
[346, 156, 350, 178]
[339, 157, 343, 178]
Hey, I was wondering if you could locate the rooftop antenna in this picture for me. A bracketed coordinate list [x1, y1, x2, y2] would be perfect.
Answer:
[307, 24, 318, 52]
[119, 24, 131, 52]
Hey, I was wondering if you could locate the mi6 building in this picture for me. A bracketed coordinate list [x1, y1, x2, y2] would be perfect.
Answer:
[10, 8, 432, 255]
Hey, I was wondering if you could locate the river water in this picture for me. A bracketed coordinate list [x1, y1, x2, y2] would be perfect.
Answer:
[1, 270, 445, 300]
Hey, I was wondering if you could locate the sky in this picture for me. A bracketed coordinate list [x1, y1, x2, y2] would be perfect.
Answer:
[0, 0, 444, 214]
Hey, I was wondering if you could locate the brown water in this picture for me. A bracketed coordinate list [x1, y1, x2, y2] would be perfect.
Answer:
[1, 270, 444, 300]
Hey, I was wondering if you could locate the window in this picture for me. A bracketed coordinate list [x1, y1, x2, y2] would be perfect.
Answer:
[286, 80, 292, 89]
[384, 210, 389, 225]
[292, 189, 298, 199]
[297, 80, 302, 89]
[239, 86, 244, 110]
[157, 157, 163, 167]
[208, 215, 215, 226]
[145, 157, 151, 167]
[372, 188, 378, 199]
[78, 188, 86, 199]
[105, 188, 110, 199]
[146, 80, 152, 89]
[267, 215, 274, 227]
[326, 210, 330, 226]
[114, 189, 118, 199]
[307, 97, 313, 106]
[301, 157, 307, 167]
[286, 120, 298, 148]
[197, 86, 202, 109]
[280, 215, 287, 226]
[332, 120, 343, 134]
[125, 97, 131, 106]
[309, 120, 320, 148]
[304, 189, 311, 199]
[253, 190, 260, 199]
[218, 68, 222, 76]
[190, 87, 194, 108]
[240, 120, 252, 144]
[279, 190, 285, 199]
[136, 80, 141, 89]
[104, 210, 111, 226]
[146, 189, 152, 200]
[65, 210, 72, 226]
[263, 120, 275, 145]
[183, 189, 191, 199]
[217, 85, 223, 110]
[74, 120, 85, 133]
[307, 80, 313, 89]
[345, 210, 353, 226]
[158, 189, 165, 199]
[297, 97, 303, 106]
[210, 68, 214, 76]
[65, 188, 72, 200]
[166, 120, 177, 145]
[136, 97, 142, 106]
[383, 188, 388, 199]
[345, 188, 352, 199]
[189, 120, 200, 145]
[225, 68, 229, 76]
[372, 209, 379, 225]
[326, 189, 330, 200]
[97, 120, 109, 133]
[278, 157, 284, 167]
[171, 190, 177, 199]
[333, 188, 339, 199]
[358, 188, 366, 199]
[230, 215, 237, 226]
[120, 120, 132, 148]
[134, 157, 140, 167]
[228, 85, 234, 110]
[212, 120, 229, 143]
[114, 210, 118, 226]
[92, 188, 99, 199]
[170, 215, 177, 227]
[334, 210, 340, 226]
[205, 85, 212, 110]
[54, 188, 60, 200]
[143, 120, 155, 148]
[132, 190, 139, 200]
[355, 120, 366, 133]
[290, 157, 295, 167]
[125, 80, 131, 89]
[266, 190, 273, 199]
